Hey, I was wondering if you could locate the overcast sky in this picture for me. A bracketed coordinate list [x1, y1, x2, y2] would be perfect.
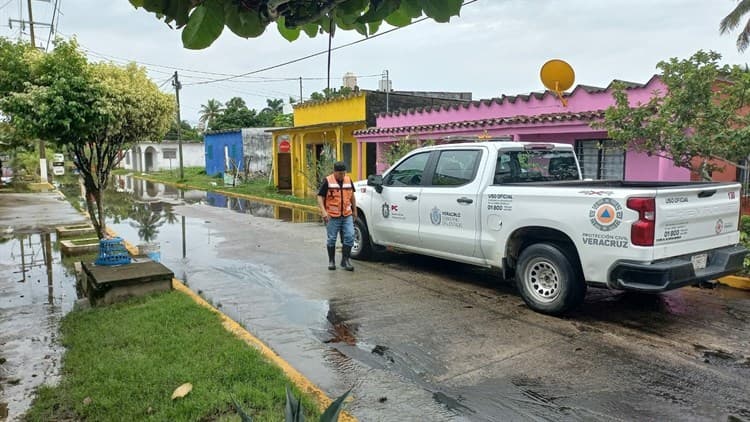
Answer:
[1, 0, 747, 124]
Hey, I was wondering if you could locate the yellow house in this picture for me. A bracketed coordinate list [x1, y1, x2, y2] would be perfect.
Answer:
[268, 92, 369, 198]
[268, 90, 470, 198]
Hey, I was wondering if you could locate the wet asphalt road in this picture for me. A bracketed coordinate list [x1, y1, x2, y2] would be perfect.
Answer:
[148, 201, 750, 422]
[1, 186, 749, 421]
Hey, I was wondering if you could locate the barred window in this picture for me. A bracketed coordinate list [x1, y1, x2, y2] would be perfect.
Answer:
[575, 139, 624, 180]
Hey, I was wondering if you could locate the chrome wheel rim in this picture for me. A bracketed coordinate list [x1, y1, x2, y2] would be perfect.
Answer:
[524, 258, 561, 303]
[352, 225, 362, 256]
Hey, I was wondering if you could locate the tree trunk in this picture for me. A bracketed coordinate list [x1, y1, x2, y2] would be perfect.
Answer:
[700, 159, 712, 182]
[85, 189, 103, 239]
[95, 190, 106, 238]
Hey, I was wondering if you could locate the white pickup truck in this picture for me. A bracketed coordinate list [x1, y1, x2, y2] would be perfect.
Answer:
[351, 141, 747, 314]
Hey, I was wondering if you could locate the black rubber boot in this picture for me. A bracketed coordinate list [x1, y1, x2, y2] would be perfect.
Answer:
[341, 246, 354, 271]
[327, 246, 336, 271]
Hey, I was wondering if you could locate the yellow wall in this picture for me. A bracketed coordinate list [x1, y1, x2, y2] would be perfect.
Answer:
[293, 94, 367, 127]
[274, 94, 370, 197]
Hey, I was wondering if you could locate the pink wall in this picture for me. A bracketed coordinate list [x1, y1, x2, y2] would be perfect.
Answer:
[374, 76, 664, 130]
[364, 76, 694, 181]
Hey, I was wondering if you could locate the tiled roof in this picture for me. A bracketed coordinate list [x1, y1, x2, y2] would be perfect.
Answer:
[354, 110, 607, 137]
[377, 75, 659, 118]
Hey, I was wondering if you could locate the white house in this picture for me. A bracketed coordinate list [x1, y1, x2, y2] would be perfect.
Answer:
[120, 141, 205, 172]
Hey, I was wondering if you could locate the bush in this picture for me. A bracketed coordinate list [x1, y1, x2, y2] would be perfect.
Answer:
[741, 215, 750, 274]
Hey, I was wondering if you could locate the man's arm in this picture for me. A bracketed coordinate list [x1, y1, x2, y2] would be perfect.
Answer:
[317, 180, 329, 223]
[350, 191, 357, 218]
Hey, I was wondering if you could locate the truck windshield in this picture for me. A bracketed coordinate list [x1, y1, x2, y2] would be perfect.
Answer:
[494, 150, 580, 184]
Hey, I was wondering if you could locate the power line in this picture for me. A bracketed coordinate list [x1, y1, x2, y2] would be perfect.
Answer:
[184, 0, 479, 86]
[0, 0, 15, 11]
[78, 43, 382, 85]
[45, 0, 59, 51]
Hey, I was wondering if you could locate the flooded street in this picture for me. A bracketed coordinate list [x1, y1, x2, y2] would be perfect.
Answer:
[0, 193, 87, 419]
[2, 177, 750, 421]
[109, 176, 750, 421]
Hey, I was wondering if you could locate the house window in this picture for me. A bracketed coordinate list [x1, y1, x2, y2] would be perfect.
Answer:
[575, 139, 625, 180]
[343, 143, 353, 173]
[163, 149, 177, 159]
[207, 145, 213, 160]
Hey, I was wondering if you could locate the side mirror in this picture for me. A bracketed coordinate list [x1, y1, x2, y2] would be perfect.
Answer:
[367, 174, 383, 194]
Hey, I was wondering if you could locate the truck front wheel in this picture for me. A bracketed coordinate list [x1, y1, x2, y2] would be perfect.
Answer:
[515, 243, 586, 315]
[351, 216, 372, 260]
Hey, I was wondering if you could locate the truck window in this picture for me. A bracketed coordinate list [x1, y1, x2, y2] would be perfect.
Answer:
[384, 152, 431, 186]
[431, 150, 481, 186]
[494, 150, 579, 184]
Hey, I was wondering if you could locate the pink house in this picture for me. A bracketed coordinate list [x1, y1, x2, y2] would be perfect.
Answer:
[354, 76, 692, 182]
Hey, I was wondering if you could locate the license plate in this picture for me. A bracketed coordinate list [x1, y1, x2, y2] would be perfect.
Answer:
[691, 253, 708, 271]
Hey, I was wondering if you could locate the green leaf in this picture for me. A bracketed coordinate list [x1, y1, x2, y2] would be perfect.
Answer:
[357, 0, 401, 24]
[166, 0, 192, 27]
[284, 387, 306, 422]
[419, 0, 462, 23]
[338, 0, 369, 15]
[320, 388, 352, 422]
[225, 4, 266, 38]
[230, 395, 253, 422]
[367, 20, 382, 35]
[181, 1, 225, 50]
[385, 8, 412, 27]
[302, 23, 319, 38]
[400, 0, 423, 18]
[277, 17, 300, 42]
[129, 0, 144, 7]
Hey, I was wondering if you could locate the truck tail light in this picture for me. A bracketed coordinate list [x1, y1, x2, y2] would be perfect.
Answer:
[627, 197, 655, 246]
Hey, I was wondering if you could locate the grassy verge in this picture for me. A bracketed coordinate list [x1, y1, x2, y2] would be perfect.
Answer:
[25, 291, 319, 421]
[128, 167, 317, 208]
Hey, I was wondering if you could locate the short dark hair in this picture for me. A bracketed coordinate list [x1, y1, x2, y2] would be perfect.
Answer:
[333, 161, 347, 171]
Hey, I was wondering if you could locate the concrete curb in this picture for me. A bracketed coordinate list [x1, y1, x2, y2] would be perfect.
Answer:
[60, 189, 353, 419]
[128, 173, 320, 214]
[110, 231, 356, 420]
[719, 275, 750, 291]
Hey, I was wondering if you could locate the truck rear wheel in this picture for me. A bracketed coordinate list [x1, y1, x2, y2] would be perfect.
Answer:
[351, 216, 372, 260]
[516, 243, 586, 315]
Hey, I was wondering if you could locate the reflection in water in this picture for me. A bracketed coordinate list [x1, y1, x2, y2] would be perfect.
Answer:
[129, 203, 166, 242]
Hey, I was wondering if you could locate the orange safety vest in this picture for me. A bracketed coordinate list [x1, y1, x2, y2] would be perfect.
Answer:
[325, 174, 354, 217]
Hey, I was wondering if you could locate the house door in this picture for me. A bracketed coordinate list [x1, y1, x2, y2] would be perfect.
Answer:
[277, 154, 292, 189]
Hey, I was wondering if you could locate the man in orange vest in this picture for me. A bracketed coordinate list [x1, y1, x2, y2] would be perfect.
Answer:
[317, 161, 358, 271]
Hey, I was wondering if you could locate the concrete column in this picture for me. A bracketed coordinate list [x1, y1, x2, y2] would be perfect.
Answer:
[335, 126, 343, 162]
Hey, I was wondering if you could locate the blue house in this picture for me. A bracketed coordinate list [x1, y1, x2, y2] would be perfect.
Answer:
[204, 129, 244, 177]
[204, 128, 274, 177]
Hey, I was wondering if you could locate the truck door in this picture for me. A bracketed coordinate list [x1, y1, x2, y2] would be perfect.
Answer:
[370, 151, 431, 248]
[418, 149, 484, 257]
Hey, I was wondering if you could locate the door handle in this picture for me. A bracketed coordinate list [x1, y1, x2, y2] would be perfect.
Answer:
[404, 194, 418, 201]
[457, 197, 473, 204]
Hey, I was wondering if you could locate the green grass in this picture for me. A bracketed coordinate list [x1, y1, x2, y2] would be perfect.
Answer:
[141, 168, 317, 207]
[25, 292, 320, 421]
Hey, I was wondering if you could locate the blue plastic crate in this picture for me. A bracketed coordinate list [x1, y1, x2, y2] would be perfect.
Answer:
[95, 237, 131, 266]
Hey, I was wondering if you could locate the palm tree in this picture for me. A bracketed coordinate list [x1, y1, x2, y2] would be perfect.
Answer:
[721, 0, 750, 51]
[262, 98, 284, 115]
[199, 99, 223, 126]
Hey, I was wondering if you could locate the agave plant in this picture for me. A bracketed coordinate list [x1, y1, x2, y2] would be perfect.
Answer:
[233, 386, 352, 422]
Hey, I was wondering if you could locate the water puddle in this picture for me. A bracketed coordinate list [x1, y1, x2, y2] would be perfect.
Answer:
[0, 231, 79, 420]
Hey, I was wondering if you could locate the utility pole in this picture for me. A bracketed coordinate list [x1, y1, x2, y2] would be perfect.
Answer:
[384, 69, 390, 113]
[28, 0, 45, 182]
[26, 0, 35, 47]
[299, 77, 303, 102]
[172, 71, 184, 181]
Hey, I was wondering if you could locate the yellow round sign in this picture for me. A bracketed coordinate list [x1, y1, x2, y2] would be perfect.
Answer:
[540, 59, 575, 92]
